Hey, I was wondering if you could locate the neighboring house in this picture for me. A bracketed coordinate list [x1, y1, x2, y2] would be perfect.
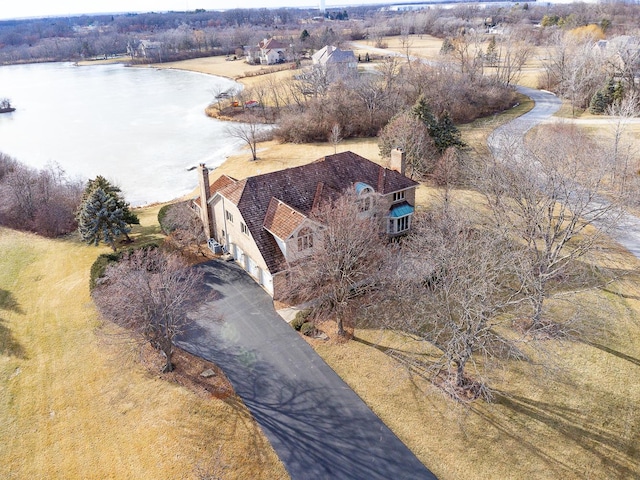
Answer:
[593, 36, 640, 83]
[127, 40, 163, 59]
[193, 150, 418, 298]
[246, 38, 289, 65]
[311, 45, 358, 79]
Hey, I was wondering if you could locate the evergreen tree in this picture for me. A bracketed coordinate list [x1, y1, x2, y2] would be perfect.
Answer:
[485, 36, 498, 67]
[440, 38, 454, 56]
[79, 176, 139, 239]
[589, 91, 607, 114]
[432, 111, 465, 154]
[613, 81, 624, 104]
[604, 78, 616, 104]
[300, 29, 310, 42]
[440, 37, 454, 55]
[411, 95, 437, 132]
[77, 187, 131, 251]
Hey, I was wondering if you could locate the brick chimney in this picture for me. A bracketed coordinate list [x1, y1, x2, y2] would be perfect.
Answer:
[197, 163, 214, 238]
[390, 147, 406, 176]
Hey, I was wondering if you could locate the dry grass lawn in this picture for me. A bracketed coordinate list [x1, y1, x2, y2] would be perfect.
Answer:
[304, 253, 640, 480]
[0, 211, 287, 479]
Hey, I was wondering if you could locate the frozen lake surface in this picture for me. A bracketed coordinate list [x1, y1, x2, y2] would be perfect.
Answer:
[0, 62, 240, 205]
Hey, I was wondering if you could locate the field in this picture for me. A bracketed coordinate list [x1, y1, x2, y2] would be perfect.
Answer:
[0, 209, 287, 479]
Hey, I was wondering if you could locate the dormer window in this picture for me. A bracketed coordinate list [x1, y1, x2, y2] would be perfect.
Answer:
[355, 182, 374, 212]
[297, 227, 313, 251]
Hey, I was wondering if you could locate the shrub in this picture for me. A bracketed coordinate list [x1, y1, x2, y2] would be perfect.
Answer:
[290, 309, 312, 330]
[89, 252, 121, 291]
[89, 243, 160, 291]
[300, 322, 316, 336]
[157, 204, 173, 234]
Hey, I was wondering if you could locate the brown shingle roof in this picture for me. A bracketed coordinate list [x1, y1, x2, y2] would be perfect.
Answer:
[209, 175, 237, 197]
[218, 178, 246, 204]
[217, 151, 418, 274]
[263, 198, 307, 240]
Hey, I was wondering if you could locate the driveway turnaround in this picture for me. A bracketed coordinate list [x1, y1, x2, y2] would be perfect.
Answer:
[179, 260, 437, 480]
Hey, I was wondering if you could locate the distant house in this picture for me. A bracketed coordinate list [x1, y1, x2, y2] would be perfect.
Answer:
[593, 36, 640, 82]
[127, 40, 163, 59]
[311, 45, 358, 79]
[193, 150, 418, 298]
[246, 38, 289, 65]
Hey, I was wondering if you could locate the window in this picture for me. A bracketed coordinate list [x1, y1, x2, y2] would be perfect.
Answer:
[297, 227, 314, 252]
[241, 222, 249, 235]
[358, 196, 372, 212]
[388, 215, 410, 234]
[225, 210, 234, 223]
[393, 191, 406, 202]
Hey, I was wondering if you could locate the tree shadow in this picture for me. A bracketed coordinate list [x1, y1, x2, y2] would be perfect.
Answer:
[180, 287, 436, 479]
[488, 391, 639, 479]
[582, 340, 640, 367]
[0, 289, 27, 359]
[0, 289, 23, 313]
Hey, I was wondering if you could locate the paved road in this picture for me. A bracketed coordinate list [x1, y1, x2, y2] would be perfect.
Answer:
[488, 86, 562, 153]
[179, 260, 437, 480]
[490, 86, 640, 260]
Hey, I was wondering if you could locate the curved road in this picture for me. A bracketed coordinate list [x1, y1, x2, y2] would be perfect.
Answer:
[179, 260, 436, 480]
[490, 86, 640, 259]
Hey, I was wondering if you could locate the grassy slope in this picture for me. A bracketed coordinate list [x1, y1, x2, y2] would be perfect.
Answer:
[310, 281, 640, 479]
[0, 209, 287, 479]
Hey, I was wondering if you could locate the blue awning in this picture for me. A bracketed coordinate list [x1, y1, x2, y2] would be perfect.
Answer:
[389, 202, 414, 218]
[355, 182, 373, 194]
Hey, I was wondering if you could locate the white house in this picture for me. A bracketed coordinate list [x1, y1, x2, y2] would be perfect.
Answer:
[246, 38, 289, 65]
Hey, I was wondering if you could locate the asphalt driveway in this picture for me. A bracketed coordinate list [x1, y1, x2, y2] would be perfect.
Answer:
[178, 259, 436, 480]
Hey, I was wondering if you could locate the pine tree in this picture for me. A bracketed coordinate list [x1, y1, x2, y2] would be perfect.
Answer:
[613, 81, 624, 105]
[589, 91, 607, 114]
[411, 95, 437, 132]
[79, 176, 139, 239]
[485, 36, 498, 67]
[432, 111, 465, 154]
[77, 187, 131, 251]
[440, 37, 454, 56]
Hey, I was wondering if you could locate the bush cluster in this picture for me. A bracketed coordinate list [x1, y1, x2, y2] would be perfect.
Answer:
[0, 153, 83, 237]
[290, 309, 312, 330]
[89, 243, 160, 291]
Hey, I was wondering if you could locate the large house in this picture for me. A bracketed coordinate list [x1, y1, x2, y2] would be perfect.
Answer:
[246, 37, 289, 65]
[193, 150, 418, 298]
[311, 45, 358, 79]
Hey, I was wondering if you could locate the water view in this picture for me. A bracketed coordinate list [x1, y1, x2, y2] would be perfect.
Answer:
[0, 62, 240, 205]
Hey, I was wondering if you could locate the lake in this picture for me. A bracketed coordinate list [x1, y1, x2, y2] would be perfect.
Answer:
[0, 62, 241, 205]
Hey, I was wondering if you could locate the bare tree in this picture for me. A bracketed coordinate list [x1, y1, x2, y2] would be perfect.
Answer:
[225, 117, 267, 161]
[384, 203, 524, 402]
[378, 111, 437, 179]
[606, 91, 640, 195]
[328, 123, 342, 154]
[480, 124, 622, 333]
[297, 64, 331, 99]
[162, 202, 208, 256]
[284, 191, 390, 337]
[93, 248, 207, 373]
[493, 35, 533, 87]
[399, 22, 414, 64]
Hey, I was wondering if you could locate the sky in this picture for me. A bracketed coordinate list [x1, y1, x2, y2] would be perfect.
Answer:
[0, 0, 393, 20]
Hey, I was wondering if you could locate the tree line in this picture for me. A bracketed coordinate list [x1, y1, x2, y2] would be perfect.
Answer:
[0, 153, 83, 237]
